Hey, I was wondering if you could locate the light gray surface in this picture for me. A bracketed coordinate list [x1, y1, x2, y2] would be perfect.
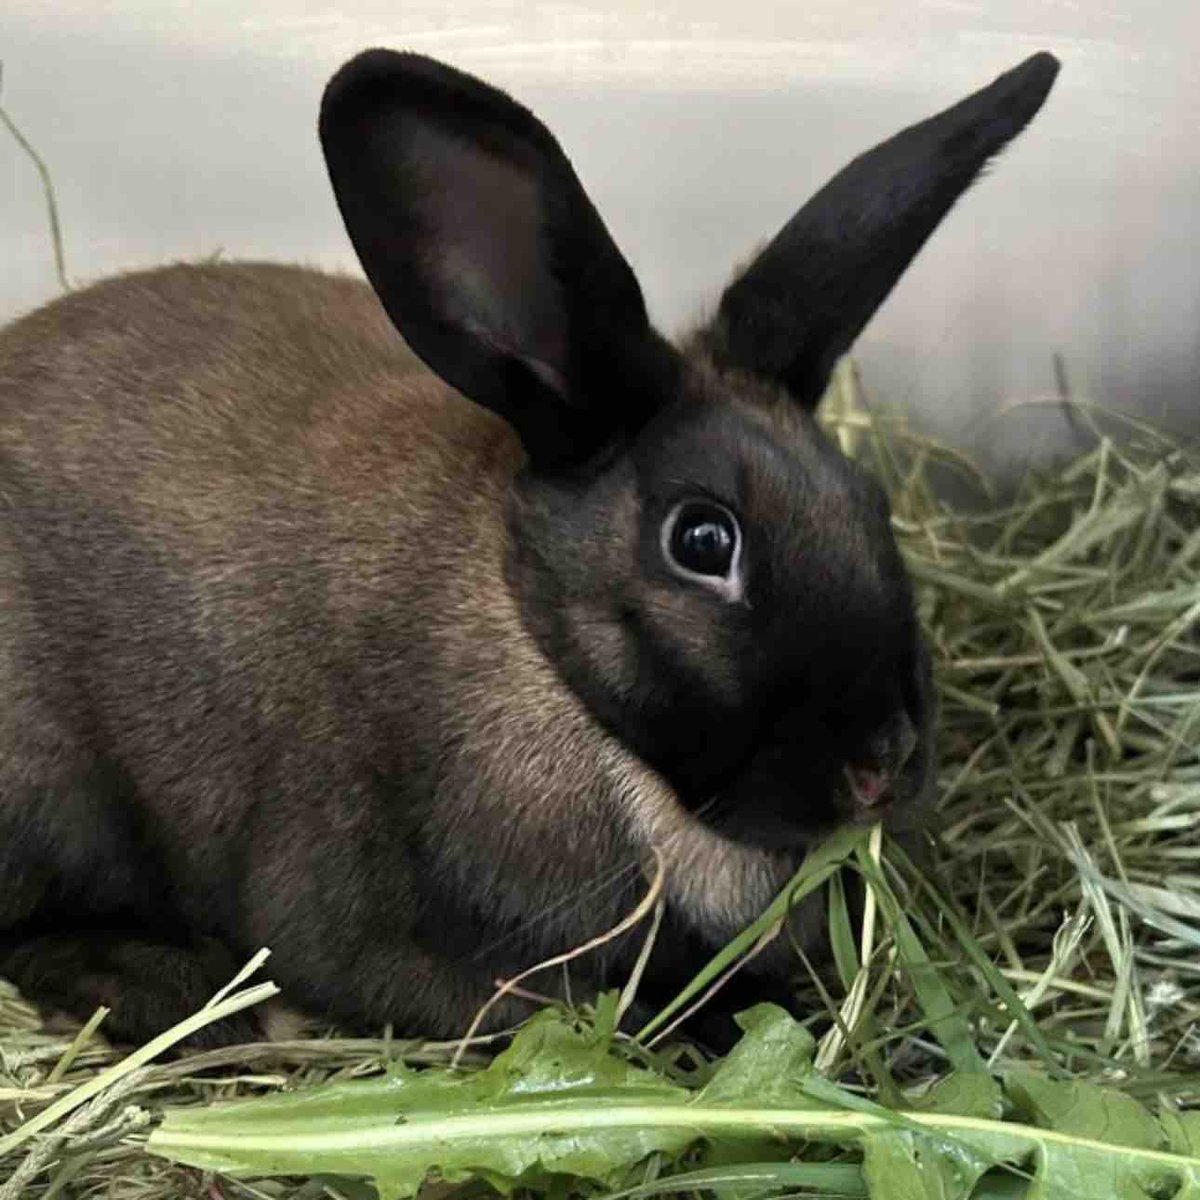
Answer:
[4, 1, 1197, 471]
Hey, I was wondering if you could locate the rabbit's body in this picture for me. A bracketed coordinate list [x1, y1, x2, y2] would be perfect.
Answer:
[0, 49, 1059, 1044]
[0, 262, 792, 1036]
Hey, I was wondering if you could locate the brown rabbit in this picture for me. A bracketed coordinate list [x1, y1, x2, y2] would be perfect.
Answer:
[0, 50, 1059, 1046]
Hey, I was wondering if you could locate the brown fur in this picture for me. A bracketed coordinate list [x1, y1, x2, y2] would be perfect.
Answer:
[0, 263, 795, 1040]
[0, 45, 1058, 1044]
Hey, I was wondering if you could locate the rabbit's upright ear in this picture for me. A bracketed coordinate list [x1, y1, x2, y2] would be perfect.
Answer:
[320, 50, 674, 469]
[705, 52, 1060, 409]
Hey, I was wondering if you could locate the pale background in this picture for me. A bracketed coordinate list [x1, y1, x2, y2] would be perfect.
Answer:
[3, 1, 1198, 472]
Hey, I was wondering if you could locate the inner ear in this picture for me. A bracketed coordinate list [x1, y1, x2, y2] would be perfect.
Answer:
[406, 123, 568, 397]
[320, 50, 679, 471]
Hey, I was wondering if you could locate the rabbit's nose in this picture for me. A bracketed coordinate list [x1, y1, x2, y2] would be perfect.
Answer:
[845, 709, 919, 810]
[863, 707, 918, 773]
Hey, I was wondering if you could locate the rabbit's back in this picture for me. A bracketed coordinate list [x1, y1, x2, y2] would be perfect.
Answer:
[0, 264, 522, 765]
[0, 264, 737, 1040]
[0, 263, 496, 494]
[0, 265, 536, 994]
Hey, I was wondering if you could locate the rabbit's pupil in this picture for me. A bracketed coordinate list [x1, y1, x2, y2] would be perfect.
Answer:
[671, 504, 736, 576]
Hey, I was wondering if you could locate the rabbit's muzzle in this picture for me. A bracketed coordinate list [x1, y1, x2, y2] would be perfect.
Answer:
[704, 638, 935, 849]
[842, 706, 921, 814]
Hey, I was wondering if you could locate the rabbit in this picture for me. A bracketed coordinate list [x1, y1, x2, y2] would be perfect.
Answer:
[0, 48, 1059, 1047]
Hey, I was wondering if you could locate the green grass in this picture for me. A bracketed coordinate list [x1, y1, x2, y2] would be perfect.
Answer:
[1, 375, 1198, 1197]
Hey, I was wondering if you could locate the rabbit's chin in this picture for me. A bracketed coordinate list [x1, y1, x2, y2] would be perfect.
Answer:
[693, 746, 934, 851]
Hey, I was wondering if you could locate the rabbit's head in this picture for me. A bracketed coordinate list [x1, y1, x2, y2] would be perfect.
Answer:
[321, 50, 1058, 849]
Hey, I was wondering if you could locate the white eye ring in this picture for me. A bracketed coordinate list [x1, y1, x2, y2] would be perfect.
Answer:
[660, 499, 746, 605]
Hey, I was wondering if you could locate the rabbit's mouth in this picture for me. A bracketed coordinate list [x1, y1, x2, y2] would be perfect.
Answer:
[696, 739, 926, 850]
[833, 696, 926, 821]
[842, 763, 895, 815]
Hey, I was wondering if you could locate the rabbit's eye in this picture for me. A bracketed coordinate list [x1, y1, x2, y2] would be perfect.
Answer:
[672, 506, 735, 574]
[662, 500, 744, 601]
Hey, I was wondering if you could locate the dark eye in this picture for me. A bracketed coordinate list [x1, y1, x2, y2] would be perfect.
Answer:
[661, 501, 744, 601]
[670, 504, 736, 575]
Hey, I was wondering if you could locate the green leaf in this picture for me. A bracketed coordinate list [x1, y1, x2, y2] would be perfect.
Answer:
[827, 870, 861, 991]
[854, 848, 985, 1075]
[1163, 1109, 1200, 1157]
[592, 989, 620, 1043]
[697, 1005, 819, 1108]
[701, 1005, 919, 1141]
[912, 1073, 1005, 1121]
[148, 1001, 1200, 1200]
[635, 824, 868, 1042]
[862, 1128, 991, 1200]
[885, 837, 1061, 1070]
[601, 1161, 868, 1200]
[692, 1005, 825, 1172]
[1005, 1070, 1164, 1151]
[152, 1010, 689, 1199]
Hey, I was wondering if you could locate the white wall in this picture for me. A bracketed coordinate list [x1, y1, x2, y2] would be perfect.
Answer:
[4, 1, 1197, 471]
